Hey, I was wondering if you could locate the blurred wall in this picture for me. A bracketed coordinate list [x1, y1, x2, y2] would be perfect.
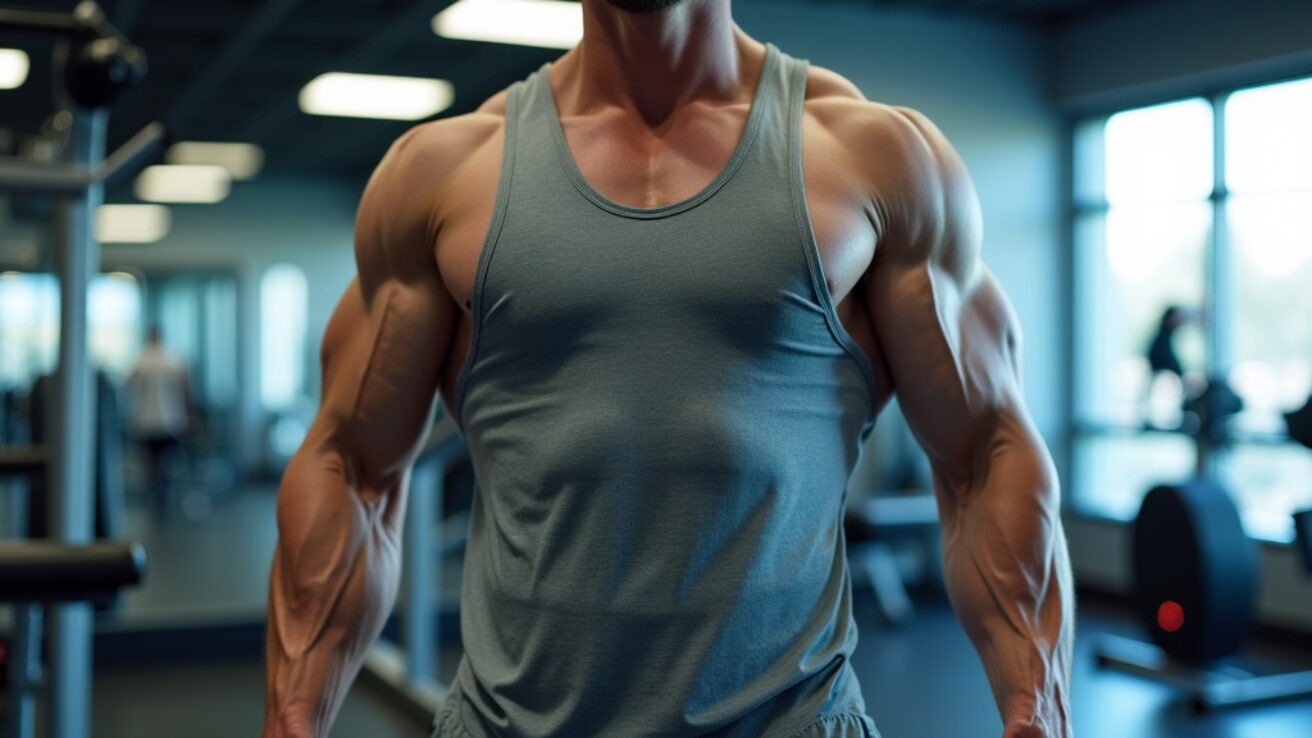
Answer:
[1053, 0, 1312, 113]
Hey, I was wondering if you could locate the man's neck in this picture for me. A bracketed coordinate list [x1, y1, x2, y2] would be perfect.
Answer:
[566, 0, 750, 127]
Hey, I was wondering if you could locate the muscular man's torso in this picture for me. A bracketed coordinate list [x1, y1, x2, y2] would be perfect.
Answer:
[416, 39, 904, 413]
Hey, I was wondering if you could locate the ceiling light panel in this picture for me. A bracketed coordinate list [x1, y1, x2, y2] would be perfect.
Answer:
[0, 48, 30, 90]
[134, 165, 231, 204]
[166, 141, 265, 180]
[96, 204, 171, 243]
[298, 73, 454, 120]
[434, 0, 583, 50]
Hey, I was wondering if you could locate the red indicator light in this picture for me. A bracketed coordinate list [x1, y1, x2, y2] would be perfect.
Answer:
[1157, 600, 1185, 633]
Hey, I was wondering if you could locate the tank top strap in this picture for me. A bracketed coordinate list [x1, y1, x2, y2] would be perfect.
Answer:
[744, 43, 809, 178]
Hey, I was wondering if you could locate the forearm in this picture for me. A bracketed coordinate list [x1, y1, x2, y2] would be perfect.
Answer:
[937, 422, 1074, 736]
[264, 446, 408, 738]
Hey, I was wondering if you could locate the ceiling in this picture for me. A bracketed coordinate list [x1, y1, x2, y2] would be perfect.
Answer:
[1, 0, 1163, 189]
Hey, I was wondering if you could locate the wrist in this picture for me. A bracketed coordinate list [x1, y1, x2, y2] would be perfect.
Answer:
[1003, 691, 1072, 738]
[263, 710, 314, 738]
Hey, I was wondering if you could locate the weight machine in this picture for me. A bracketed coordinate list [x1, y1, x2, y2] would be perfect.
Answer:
[0, 3, 161, 737]
[1096, 380, 1312, 711]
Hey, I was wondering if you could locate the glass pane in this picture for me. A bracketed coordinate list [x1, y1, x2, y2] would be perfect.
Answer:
[1073, 116, 1108, 206]
[1220, 443, 1312, 543]
[1074, 204, 1209, 427]
[89, 272, 143, 381]
[157, 279, 200, 366]
[1226, 76, 1312, 195]
[1105, 98, 1213, 205]
[1228, 192, 1312, 435]
[0, 272, 57, 390]
[0, 271, 144, 389]
[1074, 433, 1197, 520]
[204, 277, 239, 406]
[260, 264, 307, 411]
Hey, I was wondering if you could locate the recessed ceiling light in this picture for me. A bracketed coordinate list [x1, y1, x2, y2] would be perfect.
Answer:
[134, 165, 231, 204]
[434, 0, 583, 50]
[298, 73, 454, 120]
[0, 48, 30, 90]
[96, 204, 171, 243]
[166, 141, 264, 180]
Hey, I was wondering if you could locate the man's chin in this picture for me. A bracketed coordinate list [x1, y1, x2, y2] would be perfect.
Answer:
[603, 0, 687, 14]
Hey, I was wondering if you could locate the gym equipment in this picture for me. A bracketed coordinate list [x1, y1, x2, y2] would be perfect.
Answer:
[844, 493, 940, 626]
[1295, 509, 1312, 576]
[1286, 393, 1312, 450]
[1131, 478, 1257, 667]
[62, 35, 147, 110]
[1097, 378, 1312, 711]
[0, 540, 144, 604]
[1181, 376, 1244, 450]
[0, 4, 159, 738]
[26, 372, 127, 541]
[1288, 395, 1312, 572]
[0, 2, 146, 113]
[0, 541, 146, 738]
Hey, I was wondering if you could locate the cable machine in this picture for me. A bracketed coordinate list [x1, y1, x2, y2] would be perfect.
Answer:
[0, 3, 161, 737]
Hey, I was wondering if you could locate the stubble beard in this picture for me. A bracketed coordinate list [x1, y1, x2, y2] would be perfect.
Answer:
[602, 0, 688, 14]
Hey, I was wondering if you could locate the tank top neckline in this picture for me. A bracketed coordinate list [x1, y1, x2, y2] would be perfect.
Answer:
[532, 43, 781, 220]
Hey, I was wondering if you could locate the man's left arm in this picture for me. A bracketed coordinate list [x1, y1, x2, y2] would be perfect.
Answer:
[862, 107, 1074, 738]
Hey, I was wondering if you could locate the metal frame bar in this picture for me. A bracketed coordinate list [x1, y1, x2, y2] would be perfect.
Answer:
[404, 459, 438, 682]
[0, 122, 166, 195]
[1097, 633, 1312, 712]
[0, 445, 49, 477]
[44, 102, 107, 738]
[0, 541, 146, 601]
[0, 8, 81, 34]
[0, 2, 134, 45]
[7, 604, 44, 738]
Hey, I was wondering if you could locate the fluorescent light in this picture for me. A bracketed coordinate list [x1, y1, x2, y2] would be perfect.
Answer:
[134, 164, 231, 204]
[96, 205, 171, 243]
[0, 48, 30, 89]
[166, 141, 264, 180]
[434, 0, 582, 50]
[298, 73, 454, 120]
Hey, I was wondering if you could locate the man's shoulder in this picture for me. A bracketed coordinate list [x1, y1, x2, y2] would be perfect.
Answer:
[382, 91, 508, 183]
[801, 63, 969, 205]
[801, 65, 942, 167]
[360, 90, 510, 230]
[799, 63, 979, 267]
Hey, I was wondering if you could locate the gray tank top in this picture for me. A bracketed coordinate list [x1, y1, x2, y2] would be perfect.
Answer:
[446, 44, 879, 737]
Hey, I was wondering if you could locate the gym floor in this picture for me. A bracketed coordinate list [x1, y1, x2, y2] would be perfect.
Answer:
[75, 487, 1312, 737]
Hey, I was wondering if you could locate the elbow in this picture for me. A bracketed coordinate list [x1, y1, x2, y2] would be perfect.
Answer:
[288, 416, 403, 506]
[334, 427, 408, 503]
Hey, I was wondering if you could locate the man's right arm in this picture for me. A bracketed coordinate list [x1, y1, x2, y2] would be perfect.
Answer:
[263, 126, 459, 738]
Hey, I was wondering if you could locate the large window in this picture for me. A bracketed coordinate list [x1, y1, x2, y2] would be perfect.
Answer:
[0, 270, 143, 389]
[1073, 77, 1312, 542]
[259, 264, 308, 411]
